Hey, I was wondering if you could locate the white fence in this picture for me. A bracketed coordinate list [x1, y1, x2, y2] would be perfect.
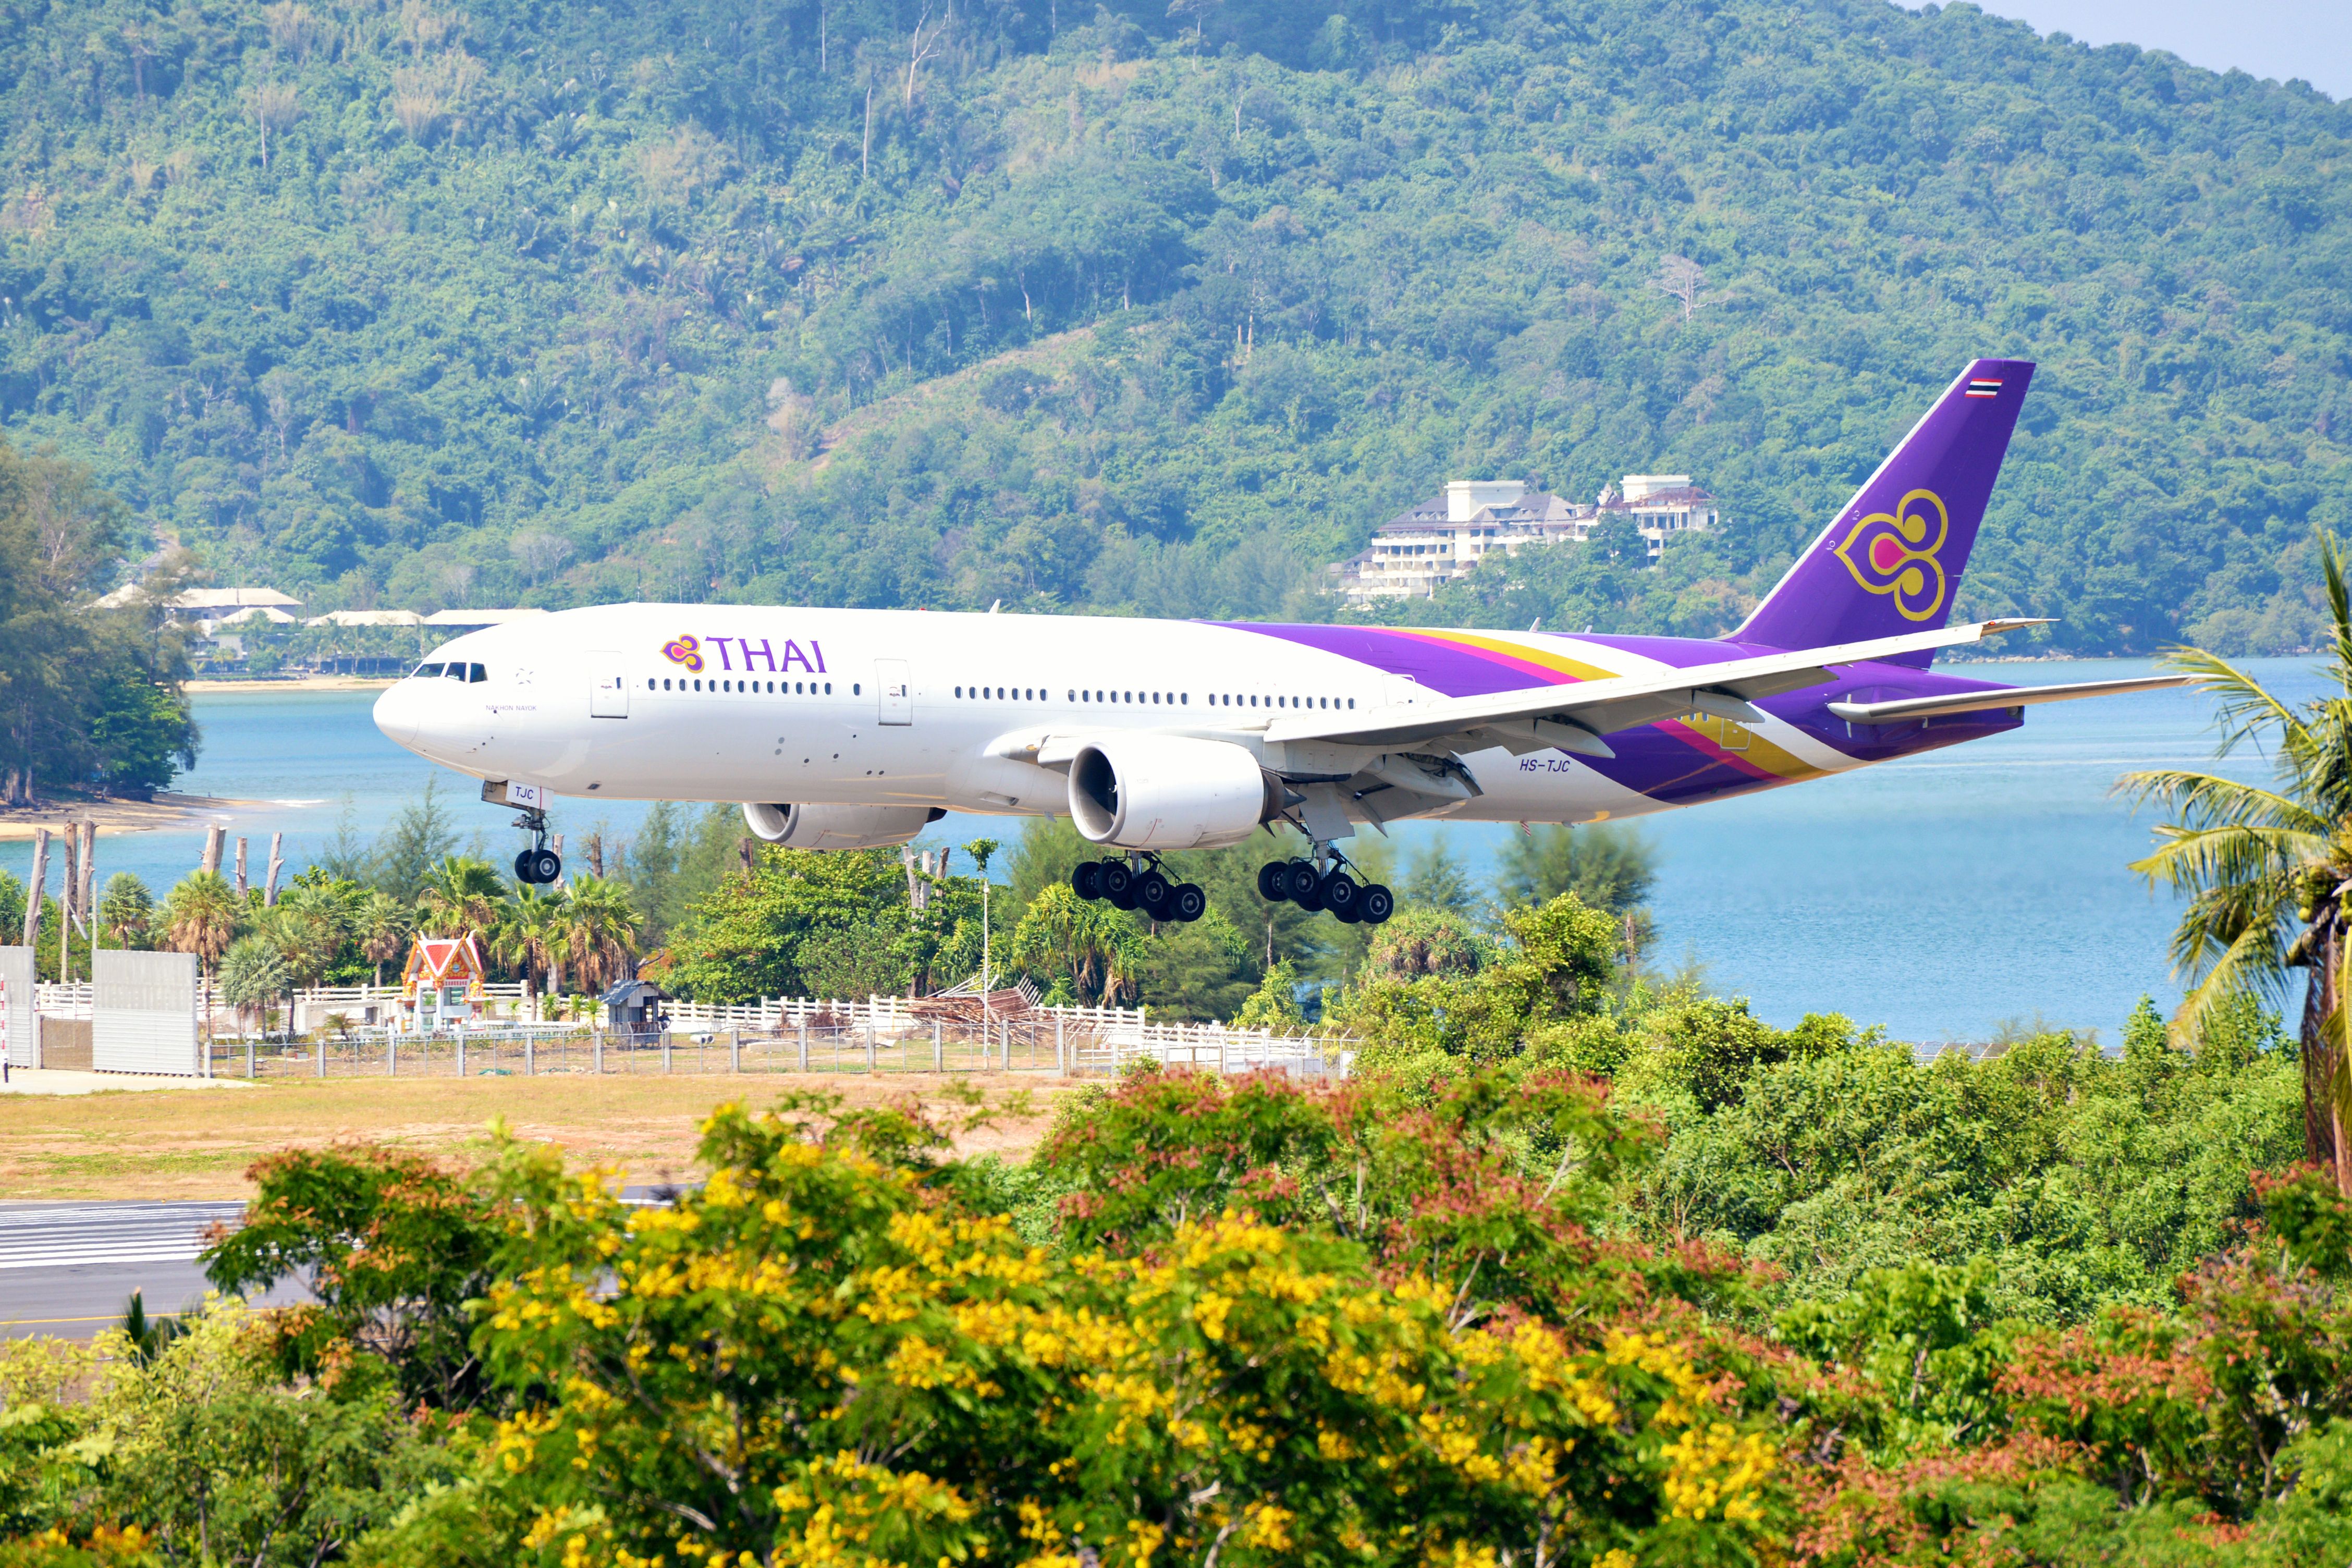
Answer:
[255, 984, 1352, 1081]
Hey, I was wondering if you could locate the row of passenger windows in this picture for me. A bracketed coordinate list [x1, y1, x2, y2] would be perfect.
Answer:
[649, 677, 847, 694]
[952, 685, 1355, 710]
[410, 662, 487, 683]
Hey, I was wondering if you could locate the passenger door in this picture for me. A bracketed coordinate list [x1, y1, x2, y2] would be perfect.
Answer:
[876, 658, 912, 726]
[589, 651, 629, 718]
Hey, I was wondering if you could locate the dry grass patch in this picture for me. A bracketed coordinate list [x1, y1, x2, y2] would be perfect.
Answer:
[0, 1073, 1079, 1201]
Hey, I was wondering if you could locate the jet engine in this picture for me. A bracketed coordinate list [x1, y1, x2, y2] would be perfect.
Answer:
[1067, 736, 1278, 850]
[742, 802, 945, 850]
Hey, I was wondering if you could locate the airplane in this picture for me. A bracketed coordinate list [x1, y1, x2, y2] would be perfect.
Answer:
[373, 357, 2185, 926]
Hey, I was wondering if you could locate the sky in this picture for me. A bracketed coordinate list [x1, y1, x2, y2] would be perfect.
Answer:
[1968, 0, 2349, 98]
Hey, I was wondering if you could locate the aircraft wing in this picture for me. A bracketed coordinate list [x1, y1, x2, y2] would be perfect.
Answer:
[1825, 672, 2189, 723]
[1260, 618, 2049, 759]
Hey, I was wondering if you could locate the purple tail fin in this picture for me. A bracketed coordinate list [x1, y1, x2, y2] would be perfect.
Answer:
[1737, 358, 2034, 659]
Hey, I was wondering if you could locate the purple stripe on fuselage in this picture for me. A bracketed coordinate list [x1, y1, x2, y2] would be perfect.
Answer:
[1213, 620, 2026, 772]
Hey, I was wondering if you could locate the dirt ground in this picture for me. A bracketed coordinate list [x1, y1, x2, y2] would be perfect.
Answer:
[0, 1072, 1080, 1200]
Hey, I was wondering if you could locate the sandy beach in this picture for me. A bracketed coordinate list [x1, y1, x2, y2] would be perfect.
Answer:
[0, 792, 274, 842]
[181, 675, 397, 693]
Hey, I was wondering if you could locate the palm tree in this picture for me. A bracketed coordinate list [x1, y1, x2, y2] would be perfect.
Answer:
[217, 935, 291, 1038]
[262, 881, 351, 991]
[559, 874, 642, 997]
[354, 890, 411, 987]
[1008, 883, 1148, 1007]
[161, 871, 241, 974]
[2120, 533, 2352, 1194]
[415, 855, 504, 945]
[491, 883, 566, 1021]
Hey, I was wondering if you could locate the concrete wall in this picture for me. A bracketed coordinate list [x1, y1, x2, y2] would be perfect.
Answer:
[0, 946, 31, 1068]
[92, 950, 201, 1076]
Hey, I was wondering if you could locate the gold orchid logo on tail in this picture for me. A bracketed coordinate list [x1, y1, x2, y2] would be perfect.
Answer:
[1831, 488, 1950, 621]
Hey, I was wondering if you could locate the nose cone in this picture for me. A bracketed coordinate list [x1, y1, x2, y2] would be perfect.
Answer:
[374, 681, 422, 749]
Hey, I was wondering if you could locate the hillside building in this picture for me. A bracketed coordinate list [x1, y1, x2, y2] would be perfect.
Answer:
[1328, 475, 1720, 604]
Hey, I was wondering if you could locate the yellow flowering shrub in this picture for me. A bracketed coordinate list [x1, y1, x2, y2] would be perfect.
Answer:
[369, 1092, 1794, 1568]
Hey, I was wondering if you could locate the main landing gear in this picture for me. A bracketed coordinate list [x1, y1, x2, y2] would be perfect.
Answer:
[1258, 852, 1394, 925]
[510, 805, 562, 886]
[1070, 855, 1208, 923]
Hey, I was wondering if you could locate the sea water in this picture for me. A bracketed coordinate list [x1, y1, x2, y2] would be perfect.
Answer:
[2, 658, 2318, 1043]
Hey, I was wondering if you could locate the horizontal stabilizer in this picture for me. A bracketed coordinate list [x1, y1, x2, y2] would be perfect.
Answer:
[1826, 672, 2189, 724]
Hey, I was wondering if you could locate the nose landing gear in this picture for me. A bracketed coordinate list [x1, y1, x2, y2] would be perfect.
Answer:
[1257, 849, 1392, 924]
[1069, 853, 1206, 923]
[510, 805, 562, 886]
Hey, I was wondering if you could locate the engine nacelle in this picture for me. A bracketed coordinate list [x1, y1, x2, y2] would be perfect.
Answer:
[1067, 736, 1275, 850]
[742, 802, 945, 850]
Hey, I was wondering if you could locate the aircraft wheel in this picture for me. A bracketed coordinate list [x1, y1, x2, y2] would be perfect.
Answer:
[1286, 861, 1325, 911]
[1101, 860, 1138, 911]
[1256, 861, 1287, 901]
[1071, 862, 1105, 901]
[1361, 884, 1395, 924]
[1137, 871, 1175, 921]
[1321, 872, 1362, 920]
[1172, 883, 1207, 922]
[514, 850, 537, 884]
[531, 849, 562, 885]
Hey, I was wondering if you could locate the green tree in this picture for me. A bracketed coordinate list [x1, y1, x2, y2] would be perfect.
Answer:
[370, 780, 458, 904]
[352, 889, 412, 987]
[95, 873, 153, 949]
[160, 870, 242, 976]
[662, 846, 910, 1002]
[413, 855, 504, 946]
[217, 935, 291, 1035]
[1497, 822, 1659, 917]
[2120, 535, 2352, 1189]
[1006, 882, 1147, 1006]
[557, 873, 642, 998]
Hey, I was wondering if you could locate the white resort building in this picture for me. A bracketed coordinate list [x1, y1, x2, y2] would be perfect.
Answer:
[1329, 475, 1720, 604]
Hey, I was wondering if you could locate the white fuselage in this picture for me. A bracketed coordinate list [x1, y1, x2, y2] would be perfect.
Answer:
[371, 603, 1886, 831]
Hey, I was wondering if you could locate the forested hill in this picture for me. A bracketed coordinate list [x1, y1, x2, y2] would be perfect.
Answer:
[1, 0, 2346, 654]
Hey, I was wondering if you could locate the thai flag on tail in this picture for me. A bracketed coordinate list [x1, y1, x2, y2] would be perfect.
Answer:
[1963, 377, 2003, 398]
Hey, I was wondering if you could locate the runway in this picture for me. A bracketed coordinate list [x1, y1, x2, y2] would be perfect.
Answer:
[0, 1188, 682, 1337]
[0, 1200, 298, 1337]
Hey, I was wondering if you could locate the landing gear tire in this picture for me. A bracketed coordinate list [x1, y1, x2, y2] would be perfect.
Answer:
[1101, 860, 1138, 911]
[1360, 883, 1396, 924]
[1256, 861, 1287, 901]
[1321, 872, 1362, 921]
[1287, 861, 1325, 911]
[1071, 862, 1105, 901]
[530, 849, 562, 885]
[1172, 883, 1207, 922]
[514, 850, 536, 884]
[1136, 869, 1174, 921]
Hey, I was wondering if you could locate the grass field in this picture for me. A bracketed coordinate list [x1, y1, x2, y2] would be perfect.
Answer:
[0, 1073, 1078, 1201]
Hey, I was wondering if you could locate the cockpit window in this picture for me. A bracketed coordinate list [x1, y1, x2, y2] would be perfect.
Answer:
[467, 663, 487, 683]
[444, 664, 468, 680]
[412, 663, 445, 678]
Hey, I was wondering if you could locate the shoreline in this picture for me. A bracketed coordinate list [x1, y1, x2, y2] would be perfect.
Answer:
[183, 675, 397, 693]
[0, 792, 277, 841]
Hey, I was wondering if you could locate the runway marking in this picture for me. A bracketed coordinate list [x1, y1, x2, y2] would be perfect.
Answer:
[0, 1203, 246, 1271]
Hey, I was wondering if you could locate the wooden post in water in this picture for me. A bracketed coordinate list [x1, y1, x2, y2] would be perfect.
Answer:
[57, 829, 77, 985]
[264, 834, 285, 908]
[76, 823, 94, 949]
[234, 837, 248, 897]
[20, 829, 45, 948]
[201, 824, 224, 875]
